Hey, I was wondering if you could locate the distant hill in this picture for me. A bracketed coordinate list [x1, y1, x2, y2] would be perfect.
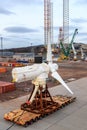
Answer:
[0, 43, 87, 55]
[0, 45, 47, 54]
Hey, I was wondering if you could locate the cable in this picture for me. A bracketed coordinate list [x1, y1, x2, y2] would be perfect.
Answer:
[5, 122, 15, 130]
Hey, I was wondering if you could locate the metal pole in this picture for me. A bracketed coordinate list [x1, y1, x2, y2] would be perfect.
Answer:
[1, 37, 3, 57]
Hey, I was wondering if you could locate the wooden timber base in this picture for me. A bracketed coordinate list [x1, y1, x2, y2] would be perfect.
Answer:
[4, 95, 76, 127]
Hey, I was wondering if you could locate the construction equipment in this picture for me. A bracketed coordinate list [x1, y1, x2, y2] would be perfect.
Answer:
[58, 53, 68, 62]
[81, 47, 85, 60]
[71, 43, 77, 61]
[66, 28, 78, 56]
[58, 28, 78, 61]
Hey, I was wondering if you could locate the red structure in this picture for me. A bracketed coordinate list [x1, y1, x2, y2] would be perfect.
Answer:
[0, 81, 15, 94]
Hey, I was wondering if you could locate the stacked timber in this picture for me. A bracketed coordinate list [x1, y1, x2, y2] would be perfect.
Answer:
[0, 81, 15, 94]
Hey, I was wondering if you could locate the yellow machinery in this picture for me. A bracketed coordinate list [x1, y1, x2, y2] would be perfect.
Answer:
[58, 53, 69, 62]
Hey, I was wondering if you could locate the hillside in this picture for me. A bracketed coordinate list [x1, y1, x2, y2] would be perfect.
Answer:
[1, 45, 46, 54]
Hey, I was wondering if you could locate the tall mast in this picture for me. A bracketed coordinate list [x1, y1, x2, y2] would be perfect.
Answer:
[63, 0, 69, 45]
[44, 0, 53, 46]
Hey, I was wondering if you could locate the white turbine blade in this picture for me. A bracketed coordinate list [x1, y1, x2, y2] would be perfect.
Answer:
[52, 71, 73, 94]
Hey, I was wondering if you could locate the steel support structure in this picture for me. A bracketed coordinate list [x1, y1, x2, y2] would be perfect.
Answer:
[63, 0, 69, 45]
[44, 0, 53, 46]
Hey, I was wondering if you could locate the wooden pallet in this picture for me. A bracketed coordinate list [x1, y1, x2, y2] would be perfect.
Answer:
[4, 95, 76, 127]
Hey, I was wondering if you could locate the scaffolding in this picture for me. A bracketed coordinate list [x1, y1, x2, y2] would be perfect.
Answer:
[44, 0, 53, 46]
[63, 0, 69, 45]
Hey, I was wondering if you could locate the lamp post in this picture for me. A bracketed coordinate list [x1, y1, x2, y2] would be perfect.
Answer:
[1, 36, 3, 57]
[31, 43, 34, 53]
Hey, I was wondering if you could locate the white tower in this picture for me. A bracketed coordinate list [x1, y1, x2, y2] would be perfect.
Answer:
[63, 0, 69, 45]
[44, 0, 53, 46]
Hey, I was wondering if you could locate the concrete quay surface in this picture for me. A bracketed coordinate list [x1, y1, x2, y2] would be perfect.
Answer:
[0, 77, 87, 130]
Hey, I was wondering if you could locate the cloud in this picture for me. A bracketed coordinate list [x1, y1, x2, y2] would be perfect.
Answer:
[71, 18, 87, 24]
[53, 26, 81, 33]
[0, 0, 43, 8]
[69, 31, 87, 39]
[54, 26, 59, 31]
[3, 33, 43, 49]
[76, 0, 87, 4]
[0, 8, 15, 15]
[69, 26, 78, 30]
[13, 0, 43, 5]
[78, 32, 87, 36]
[81, 37, 87, 41]
[4, 26, 38, 33]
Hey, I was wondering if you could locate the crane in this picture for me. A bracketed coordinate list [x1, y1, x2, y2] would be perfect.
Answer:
[59, 28, 78, 60]
[81, 47, 85, 60]
[66, 28, 78, 56]
[71, 43, 77, 61]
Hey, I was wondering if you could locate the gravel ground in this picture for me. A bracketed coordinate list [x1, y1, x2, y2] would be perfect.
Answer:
[0, 60, 87, 102]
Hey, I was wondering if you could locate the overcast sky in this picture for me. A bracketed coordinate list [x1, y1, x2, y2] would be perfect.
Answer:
[0, 0, 87, 49]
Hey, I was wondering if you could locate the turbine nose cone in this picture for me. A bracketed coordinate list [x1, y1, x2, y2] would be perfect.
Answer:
[53, 63, 58, 70]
